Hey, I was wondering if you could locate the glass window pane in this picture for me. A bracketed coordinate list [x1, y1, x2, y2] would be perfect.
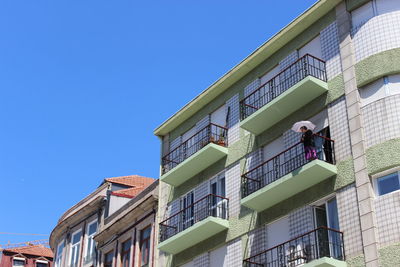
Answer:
[377, 173, 400, 195]
[72, 231, 82, 244]
[88, 222, 97, 235]
[13, 260, 25, 267]
[36, 263, 48, 267]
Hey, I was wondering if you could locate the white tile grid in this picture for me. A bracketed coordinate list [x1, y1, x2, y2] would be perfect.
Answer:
[194, 179, 209, 202]
[166, 198, 180, 220]
[327, 96, 352, 161]
[170, 136, 182, 151]
[352, 11, 400, 63]
[336, 184, 363, 257]
[279, 50, 299, 71]
[362, 94, 400, 148]
[246, 149, 263, 172]
[247, 225, 267, 256]
[196, 115, 210, 132]
[226, 94, 240, 145]
[283, 128, 301, 163]
[244, 79, 261, 98]
[289, 206, 314, 239]
[225, 163, 241, 218]
[320, 21, 342, 79]
[375, 190, 400, 246]
[194, 252, 210, 267]
[225, 238, 243, 267]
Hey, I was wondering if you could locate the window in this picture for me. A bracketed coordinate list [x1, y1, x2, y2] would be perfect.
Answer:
[13, 259, 25, 267]
[85, 220, 98, 260]
[55, 241, 64, 267]
[69, 230, 82, 267]
[351, 2, 374, 28]
[359, 75, 400, 106]
[104, 251, 114, 267]
[140, 226, 152, 267]
[375, 172, 400, 196]
[36, 261, 48, 267]
[121, 239, 131, 267]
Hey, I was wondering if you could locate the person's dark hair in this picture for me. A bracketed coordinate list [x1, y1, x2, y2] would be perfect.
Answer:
[300, 126, 308, 131]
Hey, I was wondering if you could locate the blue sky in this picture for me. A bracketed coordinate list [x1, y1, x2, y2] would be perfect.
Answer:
[0, 0, 316, 246]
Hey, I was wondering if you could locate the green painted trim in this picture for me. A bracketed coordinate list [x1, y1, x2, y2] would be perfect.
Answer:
[160, 143, 228, 187]
[241, 160, 337, 212]
[379, 242, 400, 267]
[355, 48, 400, 87]
[303, 257, 347, 267]
[240, 77, 328, 135]
[366, 138, 400, 175]
[346, 0, 371, 12]
[154, 0, 341, 136]
[157, 216, 229, 255]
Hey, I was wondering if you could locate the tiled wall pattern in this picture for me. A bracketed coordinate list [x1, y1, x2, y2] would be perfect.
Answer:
[226, 94, 240, 145]
[283, 128, 301, 149]
[320, 22, 342, 79]
[289, 206, 314, 239]
[193, 252, 210, 267]
[244, 79, 261, 98]
[362, 94, 400, 148]
[279, 50, 299, 70]
[327, 96, 352, 161]
[336, 184, 363, 257]
[225, 163, 241, 218]
[194, 179, 209, 202]
[352, 11, 400, 63]
[375, 190, 400, 246]
[166, 198, 180, 220]
[247, 225, 267, 256]
[170, 136, 181, 151]
[225, 238, 243, 267]
[245, 149, 263, 172]
[196, 115, 210, 132]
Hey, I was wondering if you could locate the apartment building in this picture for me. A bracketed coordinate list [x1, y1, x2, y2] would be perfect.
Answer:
[50, 175, 155, 267]
[0, 244, 53, 267]
[154, 0, 400, 266]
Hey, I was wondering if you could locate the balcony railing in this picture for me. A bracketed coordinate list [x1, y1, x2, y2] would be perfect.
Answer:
[243, 227, 345, 267]
[242, 135, 335, 198]
[161, 123, 228, 175]
[240, 54, 327, 120]
[159, 194, 229, 242]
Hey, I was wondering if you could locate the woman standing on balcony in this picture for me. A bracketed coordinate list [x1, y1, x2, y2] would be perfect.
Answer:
[300, 126, 317, 160]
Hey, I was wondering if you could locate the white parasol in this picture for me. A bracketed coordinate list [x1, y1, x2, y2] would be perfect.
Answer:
[291, 121, 316, 132]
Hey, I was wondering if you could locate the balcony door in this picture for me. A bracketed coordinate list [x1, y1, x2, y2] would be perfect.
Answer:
[211, 105, 227, 144]
[314, 197, 342, 260]
[262, 136, 285, 185]
[210, 176, 227, 219]
[181, 191, 194, 230]
[266, 216, 291, 266]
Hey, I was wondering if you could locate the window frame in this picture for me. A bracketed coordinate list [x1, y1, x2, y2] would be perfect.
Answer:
[35, 260, 49, 267]
[373, 171, 400, 196]
[103, 250, 114, 267]
[69, 229, 82, 267]
[55, 240, 65, 267]
[12, 257, 26, 267]
[139, 225, 152, 267]
[84, 219, 98, 260]
[120, 238, 132, 267]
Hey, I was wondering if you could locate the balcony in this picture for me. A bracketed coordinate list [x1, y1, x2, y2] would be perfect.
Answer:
[161, 123, 228, 187]
[241, 136, 337, 212]
[243, 227, 346, 267]
[240, 54, 328, 135]
[158, 194, 229, 254]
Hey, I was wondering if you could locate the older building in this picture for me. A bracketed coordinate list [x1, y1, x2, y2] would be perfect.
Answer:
[94, 180, 159, 267]
[50, 175, 154, 267]
[0, 244, 53, 267]
[154, 0, 400, 266]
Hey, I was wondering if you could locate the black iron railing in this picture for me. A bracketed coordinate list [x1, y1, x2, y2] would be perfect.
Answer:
[161, 123, 228, 175]
[243, 227, 345, 267]
[159, 194, 229, 242]
[242, 135, 335, 198]
[240, 54, 327, 120]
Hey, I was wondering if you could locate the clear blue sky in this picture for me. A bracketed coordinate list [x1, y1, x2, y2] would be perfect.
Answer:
[0, 0, 316, 246]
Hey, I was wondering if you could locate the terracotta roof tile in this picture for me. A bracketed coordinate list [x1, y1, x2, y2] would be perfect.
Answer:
[111, 187, 145, 198]
[5, 245, 53, 258]
[105, 175, 155, 188]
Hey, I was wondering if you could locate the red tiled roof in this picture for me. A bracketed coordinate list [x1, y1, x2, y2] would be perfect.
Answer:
[105, 175, 154, 188]
[5, 245, 53, 258]
[111, 187, 145, 198]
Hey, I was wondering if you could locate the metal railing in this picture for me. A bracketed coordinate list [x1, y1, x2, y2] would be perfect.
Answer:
[240, 54, 327, 120]
[242, 135, 335, 198]
[161, 123, 228, 175]
[243, 227, 345, 267]
[159, 194, 229, 242]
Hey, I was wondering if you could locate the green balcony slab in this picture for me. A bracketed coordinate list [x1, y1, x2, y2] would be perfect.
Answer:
[157, 217, 229, 255]
[160, 143, 228, 187]
[241, 160, 337, 212]
[303, 257, 347, 267]
[240, 76, 328, 135]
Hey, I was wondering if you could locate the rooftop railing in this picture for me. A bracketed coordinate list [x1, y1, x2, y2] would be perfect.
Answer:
[159, 194, 229, 242]
[242, 135, 335, 198]
[240, 54, 327, 120]
[161, 123, 228, 175]
[243, 226, 345, 267]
